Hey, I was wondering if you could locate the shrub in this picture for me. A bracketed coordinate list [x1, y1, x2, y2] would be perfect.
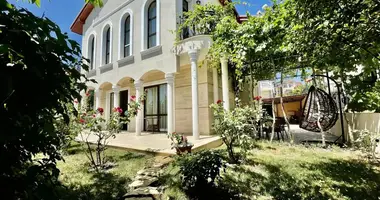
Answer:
[0, 3, 88, 199]
[72, 94, 145, 171]
[352, 129, 380, 159]
[174, 150, 226, 199]
[210, 101, 261, 163]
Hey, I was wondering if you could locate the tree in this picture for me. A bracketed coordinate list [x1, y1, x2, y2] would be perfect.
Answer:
[179, 0, 380, 145]
[0, 1, 88, 198]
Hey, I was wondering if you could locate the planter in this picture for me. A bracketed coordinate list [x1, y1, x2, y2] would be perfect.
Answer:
[175, 145, 193, 155]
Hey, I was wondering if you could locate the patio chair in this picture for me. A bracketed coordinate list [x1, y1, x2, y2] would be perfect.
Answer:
[145, 117, 160, 134]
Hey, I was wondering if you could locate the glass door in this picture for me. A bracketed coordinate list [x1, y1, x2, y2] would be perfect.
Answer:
[144, 84, 167, 132]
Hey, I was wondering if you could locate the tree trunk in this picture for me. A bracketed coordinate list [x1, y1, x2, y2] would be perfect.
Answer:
[315, 97, 326, 147]
[279, 72, 292, 143]
[270, 98, 275, 142]
[343, 112, 355, 146]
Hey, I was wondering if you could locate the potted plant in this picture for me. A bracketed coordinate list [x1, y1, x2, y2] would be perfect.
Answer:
[168, 132, 193, 155]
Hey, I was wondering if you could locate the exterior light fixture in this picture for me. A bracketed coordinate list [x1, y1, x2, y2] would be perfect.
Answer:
[196, 0, 201, 5]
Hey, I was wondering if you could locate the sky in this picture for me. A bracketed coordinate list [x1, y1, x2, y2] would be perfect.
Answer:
[9, 0, 271, 45]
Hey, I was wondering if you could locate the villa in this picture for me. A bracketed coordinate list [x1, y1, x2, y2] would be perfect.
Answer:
[70, 0, 247, 139]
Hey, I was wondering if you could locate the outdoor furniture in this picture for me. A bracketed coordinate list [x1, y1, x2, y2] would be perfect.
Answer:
[145, 116, 159, 134]
[300, 86, 338, 132]
[274, 117, 286, 141]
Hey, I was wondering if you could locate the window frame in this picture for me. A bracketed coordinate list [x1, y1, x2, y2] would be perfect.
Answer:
[124, 16, 131, 57]
[105, 27, 111, 64]
[147, 1, 157, 49]
[90, 37, 95, 69]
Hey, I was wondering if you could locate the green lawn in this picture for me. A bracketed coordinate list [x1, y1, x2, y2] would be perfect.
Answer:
[164, 142, 380, 200]
[57, 143, 153, 200]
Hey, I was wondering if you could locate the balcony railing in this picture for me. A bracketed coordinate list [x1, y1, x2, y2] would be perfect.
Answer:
[178, 14, 216, 40]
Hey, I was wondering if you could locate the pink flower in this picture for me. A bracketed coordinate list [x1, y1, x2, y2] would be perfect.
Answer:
[97, 107, 104, 115]
[86, 92, 90, 97]
[79, 118, 85, 124]
[74, 100, 79, 104]
[93, 114, 96, 118]
[130, 95, 136, 100]
[114, 107, 123, 114]
[216, 100, 222, 104]
[254, 96, 262, 101]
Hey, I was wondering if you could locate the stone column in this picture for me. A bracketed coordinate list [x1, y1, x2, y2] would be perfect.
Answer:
[212, 68, 219, 103]
[165, 73, 175, 134]
[95, 88, 102, 110]
[221, 57, 230, 111]
[112, 85, 120, 108]
[135, 80, 143, 136]
[189, 49, 199, 140]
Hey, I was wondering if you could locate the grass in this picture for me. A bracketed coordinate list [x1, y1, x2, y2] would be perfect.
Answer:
[57, 142, 153, 200]
[164, 141, 380, 200]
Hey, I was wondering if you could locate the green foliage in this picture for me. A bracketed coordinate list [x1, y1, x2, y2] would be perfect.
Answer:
[352, 129, 380, 156]
[210, 101, 261, 163]
[347, 80, 380, 112]
[178, 0, 379, 112]
[174, 150, 228, 200]
[167, 132, 192, 149]
[0, 2, 88, 199]
[73, 95, 145, 171]
[290, 83, 309, 96]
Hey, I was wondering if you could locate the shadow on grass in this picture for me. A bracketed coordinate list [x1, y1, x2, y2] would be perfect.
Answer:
[59, 172, 130, 200]
[64, 142, 86, 155]
[221, 157, 380, 200]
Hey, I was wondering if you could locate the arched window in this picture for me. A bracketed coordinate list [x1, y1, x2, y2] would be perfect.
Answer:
[124, 16, 131, 57]
[105, 27, 111, 64]
[89, 36, 95, 69]
[147, 1, 156, 48]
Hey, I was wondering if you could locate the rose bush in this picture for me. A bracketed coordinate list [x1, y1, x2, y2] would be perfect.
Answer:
[72, 92, 145, 171]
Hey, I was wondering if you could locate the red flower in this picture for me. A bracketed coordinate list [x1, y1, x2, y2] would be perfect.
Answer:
[114, 107, 123, 114]
[93, 114, 96, 118]
[97, 107, 104, 115]
[79, 118, 85, 124]
[254, 96, 262, 101]
[216, 100, 222, 104]
[86, 92, 90, 97]
[74, 100, 79, 104]
[130, 95, 136, 100]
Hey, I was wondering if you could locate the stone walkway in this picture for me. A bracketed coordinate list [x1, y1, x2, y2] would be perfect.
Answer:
[123, 156, 173, 200]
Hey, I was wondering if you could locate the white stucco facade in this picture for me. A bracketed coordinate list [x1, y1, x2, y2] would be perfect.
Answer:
[75, 0, 234, 137]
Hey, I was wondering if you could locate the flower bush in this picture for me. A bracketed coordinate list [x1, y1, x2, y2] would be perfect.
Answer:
[168, 132, 193, 149]
[211, 100, 262, 163]
[72, 92, 145, 171]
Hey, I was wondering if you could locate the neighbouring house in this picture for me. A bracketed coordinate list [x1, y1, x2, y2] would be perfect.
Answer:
[257, 79, 303, 98]
[70, 0, 246, 138]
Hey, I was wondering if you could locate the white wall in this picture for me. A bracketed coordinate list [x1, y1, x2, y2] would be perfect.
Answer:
[82, 0, 181, 87]
[329, 113, 380, 143]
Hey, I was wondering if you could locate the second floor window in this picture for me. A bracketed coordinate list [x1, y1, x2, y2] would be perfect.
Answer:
[90, 37, 95, 69]
[105, 27, 111, 64]
[124, 16, 131, 57]
[148, 1, 156, 48]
